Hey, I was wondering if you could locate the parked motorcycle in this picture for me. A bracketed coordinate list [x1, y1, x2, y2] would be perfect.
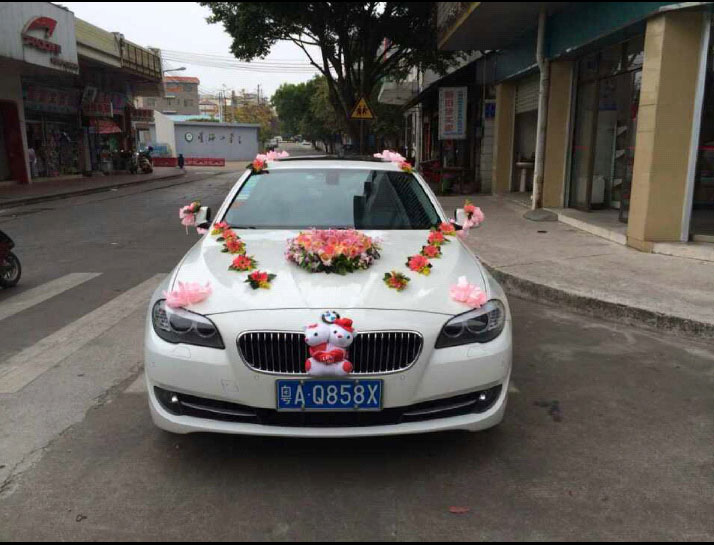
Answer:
[138, 150, 153, 174]
[129, 150, 153, 174]
[0, 230, 21, 288]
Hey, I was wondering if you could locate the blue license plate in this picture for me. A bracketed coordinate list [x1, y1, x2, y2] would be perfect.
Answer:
[276, 380, 382, 411]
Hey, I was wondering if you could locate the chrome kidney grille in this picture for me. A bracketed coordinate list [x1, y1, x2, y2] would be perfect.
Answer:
[237, 331, 423, 375]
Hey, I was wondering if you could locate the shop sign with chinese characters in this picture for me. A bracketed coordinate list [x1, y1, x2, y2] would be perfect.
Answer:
[438, 87, 467, 140]
[23, 85, 80, 115]
[0, 3, 80, 74]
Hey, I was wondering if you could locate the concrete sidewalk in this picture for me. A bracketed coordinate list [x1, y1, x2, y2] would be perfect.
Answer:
[0, 163, 251, 209]
[0, 167, 191, 208]
[439, 194, 714, 338]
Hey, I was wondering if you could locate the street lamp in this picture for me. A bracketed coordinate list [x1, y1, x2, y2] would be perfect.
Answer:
[163, 67, 186, 73]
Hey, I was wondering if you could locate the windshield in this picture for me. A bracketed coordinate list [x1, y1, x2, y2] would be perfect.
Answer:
[223, 168, 441, 229]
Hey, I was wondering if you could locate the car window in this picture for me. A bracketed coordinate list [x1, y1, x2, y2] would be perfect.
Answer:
[223, 168, 440, 229]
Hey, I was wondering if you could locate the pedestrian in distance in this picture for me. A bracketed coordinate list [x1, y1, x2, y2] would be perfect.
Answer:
[178, 154, 185, 169]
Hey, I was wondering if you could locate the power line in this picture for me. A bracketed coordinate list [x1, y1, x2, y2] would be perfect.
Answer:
[161, 49, 319, 74]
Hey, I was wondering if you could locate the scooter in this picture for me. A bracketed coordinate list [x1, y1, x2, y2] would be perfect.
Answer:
[129, 150, 153, 174]
[138, 150, 153, 174]
[0, 229, 21, 288]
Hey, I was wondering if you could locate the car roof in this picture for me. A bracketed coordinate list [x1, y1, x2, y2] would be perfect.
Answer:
[265, 157, 404, 171]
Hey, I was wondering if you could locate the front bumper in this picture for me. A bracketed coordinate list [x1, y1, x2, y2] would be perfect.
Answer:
[145, 308, 512, 437]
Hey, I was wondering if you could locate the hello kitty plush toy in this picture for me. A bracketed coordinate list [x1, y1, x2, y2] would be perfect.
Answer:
[303, 315, 355, 376]
[304, 321, 331, 375]
[325, 318, 354, 375]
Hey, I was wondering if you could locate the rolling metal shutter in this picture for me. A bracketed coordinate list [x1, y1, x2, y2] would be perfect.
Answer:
[515, 75, 539, 114]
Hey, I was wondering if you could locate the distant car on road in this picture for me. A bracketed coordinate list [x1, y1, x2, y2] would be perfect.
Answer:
[146, 158, 511, 437]
[301, 140, 312, 147]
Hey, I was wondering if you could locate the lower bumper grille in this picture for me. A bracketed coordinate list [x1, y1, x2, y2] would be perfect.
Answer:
[237, 331, 423, 375]
[154, 385, 503, 428]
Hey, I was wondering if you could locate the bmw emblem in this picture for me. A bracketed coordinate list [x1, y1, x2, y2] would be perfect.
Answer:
[321, 310, 340, 324]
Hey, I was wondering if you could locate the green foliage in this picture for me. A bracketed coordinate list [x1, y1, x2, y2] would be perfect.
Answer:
[271, 76, 343, 150]
[230, 103, 278, 142]
[201, 2, 463, 140]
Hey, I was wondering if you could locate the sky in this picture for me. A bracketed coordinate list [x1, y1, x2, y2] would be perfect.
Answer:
[60, 2, 320, 99]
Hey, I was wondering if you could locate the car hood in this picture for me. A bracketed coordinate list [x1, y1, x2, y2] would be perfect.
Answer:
[169, 230, 487, 316]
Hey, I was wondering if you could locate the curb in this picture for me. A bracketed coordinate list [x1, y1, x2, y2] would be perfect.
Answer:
[482, 262, 714, 340]
[0, 171, 189, 209]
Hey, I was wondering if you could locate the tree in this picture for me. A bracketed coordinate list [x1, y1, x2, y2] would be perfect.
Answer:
[230, 102, 278, 143]
[305, 77, 343, 152]
[271, 76, 344, 152]
[271, 81, 312, 137]
[201, 2, 461, 149]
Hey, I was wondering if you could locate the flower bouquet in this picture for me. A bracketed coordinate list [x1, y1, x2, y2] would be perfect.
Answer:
[229, 254, 258, 272]
[245, 270, 276, 290]
[222, 237, 246, 254]
[179, 201, 201, 232]
[383, 271, 410, 291]
[285, 229, 381, 275]
[420, 244, 442, 259]
[406, 254, 432, 276]
[427, 229, 449, 247]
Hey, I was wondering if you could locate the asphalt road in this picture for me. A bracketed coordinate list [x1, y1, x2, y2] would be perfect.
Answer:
[0, 164, 712, 541]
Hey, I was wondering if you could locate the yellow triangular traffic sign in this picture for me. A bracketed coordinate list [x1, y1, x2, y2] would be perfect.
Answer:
[350, 97, 375, 120]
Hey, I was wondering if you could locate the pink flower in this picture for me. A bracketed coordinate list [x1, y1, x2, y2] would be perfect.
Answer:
[439, 222, 456, 236]
[265, 150, 289, 161]
[374, 150, 405, 163]
[407, 254, 431, 275]
[164, 281, 212, 309]
[449, 276, 488, 308]
[196, 226, 209, 235]
[467, 206, 484, 225]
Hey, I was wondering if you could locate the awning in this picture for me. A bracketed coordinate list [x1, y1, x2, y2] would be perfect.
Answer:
[438, 2, 570, 51]
[90, 118, 122, 134]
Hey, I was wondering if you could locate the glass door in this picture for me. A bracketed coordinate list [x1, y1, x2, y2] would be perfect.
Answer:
[569, 80, 598, 209]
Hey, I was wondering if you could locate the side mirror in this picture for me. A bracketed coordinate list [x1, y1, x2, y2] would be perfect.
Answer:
[196, 206, 212, 229]
[454, 208, 467, 226]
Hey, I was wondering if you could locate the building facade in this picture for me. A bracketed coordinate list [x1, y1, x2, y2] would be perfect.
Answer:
[136, 76, 200, 116]
[438, 1, 714, 249]
[379, 53, 496, 194]
[0, 2, 161, 183]
[144, 112, 259, 161]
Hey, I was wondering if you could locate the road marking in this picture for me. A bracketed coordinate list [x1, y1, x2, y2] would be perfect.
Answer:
[0, 273, 101, 323]
[0, 274, 164, 394]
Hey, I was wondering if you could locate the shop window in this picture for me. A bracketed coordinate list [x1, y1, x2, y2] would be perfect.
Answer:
[568, 35, 643, 221]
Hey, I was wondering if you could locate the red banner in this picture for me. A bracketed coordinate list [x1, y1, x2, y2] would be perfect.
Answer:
[152, 157, 177, 167]
[151, 157, 225, 167]
[185, 157, 225, 166]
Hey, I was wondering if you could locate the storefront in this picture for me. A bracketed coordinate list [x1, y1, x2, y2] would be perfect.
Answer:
[23, 81, 82, 178]
[568, 35, 644, 220]
[412, 59, 494, 194]
[0, 2, 79, 183]
[81, 89, 132, 172]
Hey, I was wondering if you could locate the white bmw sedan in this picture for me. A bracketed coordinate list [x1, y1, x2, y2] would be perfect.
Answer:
[145, 158, 512, 437]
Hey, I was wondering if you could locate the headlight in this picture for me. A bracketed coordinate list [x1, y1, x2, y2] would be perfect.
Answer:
[435, 300, 506, 348]
[151, 299, 224, 349]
